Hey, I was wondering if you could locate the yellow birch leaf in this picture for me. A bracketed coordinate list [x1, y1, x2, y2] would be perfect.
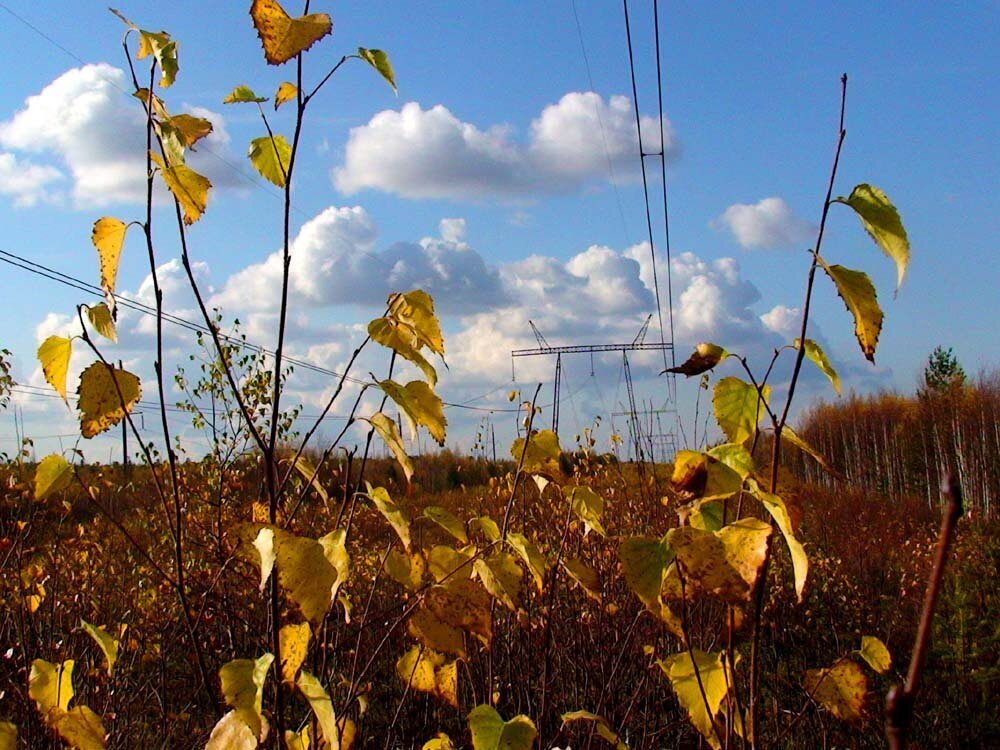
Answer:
[250, 0, 332, 65]
[396, 645, 440, 693]
[658, 649, 734, 749]
[561, 557, 602, 602]
[510, 430, 561, 474]
[136, 30, 178, 88]
[150, 152, 211, 225]
[747, 479, 808, 602]
[467, 705, 536, 750]
[86, 303, 117, 343]
[423, 506, 468, 544]
[205, 710, 257, 750]
[253, 527, 275, 593]
[619, 535, 672, 611]
[297, 671, 339, 750]
[386, 290, 444, 356]
[782, 425, 834, 474]
[795, 338, 841, 395]
[427, 545, 474, 584]
[565, 485, 607, 536]
[378, 379, 447, 446]
[365, 485, 411, 550]
[91, 217, 128, 300]
[664, 519, 771, 605]
[248, 134, 291, 188]
[258, 527, 350, 625]
[290, 455, 329, 506]
[560, 710, 627, 750]
[425, 579, 492, 642]
[358, 48, 397, 93]
[284, 725, 311, 750]
[422, 733, 454, 750]
[219, 653, 274, 739]
[54, 706, 107, 750]
[368, 317, 438, 386]
[29, 659, 74, 717]
[35, 454, 73, 501]
[81, 620, 119, 677]
[819, 257, 883, 363]
[804, 659, 869, 723]
[279, 622, 310, 682]
[363, 412, 414, 486]
[858, 636, 892, 675]
[713, 377, 771, 444]
[38, 335, 72, 403]
[166, 114, 213, 148]
[506, 532, 548, 593]
[77, 362, 141, 439]
[834, 183, 910, 292]
[386, 549, 425, 591]
[474, 552, 522, 611]
[0, 722, 15, 750]
[274, 81, 298, 110]
[223, 85, 268, 104]
[409, 605, 467, 658]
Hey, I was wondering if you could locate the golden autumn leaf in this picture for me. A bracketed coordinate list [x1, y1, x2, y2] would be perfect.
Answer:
[150, 152, 211, 225]
[250, 0, 332, 65]
[279, 622, 310, 682]
[86, 303, 117, 343]
[35, 454, 73, 501]
[91, 217, 128, 302]
[274, 81, 298, 110]
[38, 335, 72, 403]
[76, 362, 141, 439]
[819, 256, 884, 363]
[248, 134, 291, 187]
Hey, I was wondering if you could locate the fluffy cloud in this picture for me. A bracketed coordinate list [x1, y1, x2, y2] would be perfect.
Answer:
[0, 64, 235, 208]
[715, 197, 814, 249]
[333, 92, 676, 200]
[0, 153, 63, 206]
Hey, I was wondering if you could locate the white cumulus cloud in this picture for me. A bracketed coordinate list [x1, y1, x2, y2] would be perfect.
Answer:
[0, 152, 63, 206]
[715, 196, 814, 249]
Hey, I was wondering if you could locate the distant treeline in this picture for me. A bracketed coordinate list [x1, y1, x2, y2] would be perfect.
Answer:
[784, 372, 1000, 518]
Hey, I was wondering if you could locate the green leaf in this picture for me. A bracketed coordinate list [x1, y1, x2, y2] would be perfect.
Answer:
[29, 659, 74, 717]
[297, 671, 339, 748]
[658, 650, 734, 749]
[665, 342, 728, 377]
[804, 659, 869, 724]
[795, 338, 840, 395]
[368, 317, 438, 386]
[423, 506, 468, 544]
[205, 711, 257, 750]
[819, 257, 883, 363]
[91, 217, 128, 303]
[565, 485, 607, 536]
[38, 335, 72, 403]
[474, 551, 523, 611]
[250, 0, 333, 65]
[358, 48, 397, 93]
[782, 425, 834, 474]
[86, 303, 117, 343]
[150, 152, 211, 225]
[35, 454, 73, 501]
[833, 183, 910, 292]
[366, 484, 411, 550]
[619, 535, 672, 611]
[560, 710, 627, 750]
[386, 290, 444, 356]
[713, 377, 771, 444]
[80, 620, 119, 677]
[467, 704, 537, 750]
[223, 85, 268, 104]
[274, 81, 298, 110]
[76, 362, 142, 439]
[747, 478, 808, 602]
[248, 134, 291, 188]
[510, 429, 562, 474]
[378, 379, 447, 446]
[219, 653, 274, 740]
[706, 443, 755, 480]
[858, 636, 892, 675]
[363, 412, 414, 486]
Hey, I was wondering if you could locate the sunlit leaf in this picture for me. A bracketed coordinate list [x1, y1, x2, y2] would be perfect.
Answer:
[386, 549, 425, 591]
[53, 706, 107, 750]
[260, 527, 351, 626]
[279, 622, 310, 683]
[565, 485, 607, 536]
[91, 217, 128, 303]
[819, 257, 883, 363]
[658, 649, 734, 749]
[422, 506, 468, 544]
[396, 646, 458, 707]
[365, 484, 411, 550]
[782, 425, 834, 474]
[683, 500, 725, 532]
[274, 81, 298, 110]
[29, 659, 74, 717]
[795, 338, 840, 395]
[297, 671, 339, 749]
[38, 335, 72, 403]
[86, 303, 117, 343]
[665, 342, 728, 377]
[253, 527, 275, 593]
[205, 710, 257, 750]
[248, 134, 291, 188]
[804, 659, 868, 723]
[81, 620, 119, 677]
[474, 551, 523, 611]
[467, 705, 537, 750]
[427, 544, 474, 584]
[472, 516, 501, 543]
[422, 733, 454, 750]
[747, 479, 808, 602]
[284, 725, 311, 750]
[858, 636, 892, 675]
[150, 152, 211, 225]
[713, 377, 770, 444]
[561, 557, 602, 602]
[223, 85, 268, 104]
[834, 183, 909, 292]
[386, 290, 444, 356]
[560, 710, 627, 750]
[358, 48, 397, 93]
[506, 531, 548, 592]
[706, 443, 755, 481]
[290, 455, 329, 506]
[166, 114, 213, 148]
[250, 0, 332, 65]
[671, 450, 742, 502]
[368, 317, 438, 386]
[378, 379, 447, 446]
[76, 362, 141, 439]
[219, 653, 273, 739]
[510, 430, 561, 474]
[363, 412, 414, 485]
[35, 454, 73, 501]
[619, 535, 672, 611]
[135, 29, 178, 88]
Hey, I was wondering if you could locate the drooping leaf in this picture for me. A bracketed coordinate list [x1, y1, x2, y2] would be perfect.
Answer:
[747, 479, 808, 602]
[250, 0, 332, 65]
[566, 485, 607, 536]
[86, 303, 117, 343]
[665, 342, 728, 377]
[474, 551, 523, 611]
[819, 258, 883, 363]
[91, 217, 128, 302]
[253, 527, 275, 593]
[396, 646, 459, 707]
[260, 527, 350, 626]
[858, 636, 892, 675]
[560, 710, 627, 750]
[782, 425, 834, 474]
[658, 650, 734, 749]
[219, 653, 273, 740]
[81, 620, 119, 677]
[223, 85, 268, 104]
[290, 455, 329, 506]
[363, 412, 414, 486]
[386, 290, 444, 356]
[366, 485, 411, 550]
[467, 705, 537, 750]
[804, 659, 868, 724]
[136, 29, 178, 88]
[378, 380, 447, 446]
[409, 605, 467, 658]
[368, 317, 438, 386]
[510, 430, 561, 474]
[38, 335, 72, 403]
[619, 535, 672, 611]
[76, 362, 141, 439]
[561, 557, 602, 602]
[150, 152, 211, 225]
[834, 183, 909, 292]
[279, 622, 310, 683]
[53, 706, 107, 750]
[35, 454, 73, 501]
[506, 532, 548, 592]
[795, 338, 840, 395]
[165, 114, 213, 148]
[358, 48, 397, 93]
[205, 710, 258, 750]
[274, 81, 298, 110]
[29, 659, 74, 717]
[297, 671, 339, 749]
[713, 377, 771, 444]
[422, 506, 468, 544]
[248, 134, 291, 188]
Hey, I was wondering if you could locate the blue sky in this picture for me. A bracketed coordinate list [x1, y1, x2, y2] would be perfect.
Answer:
[0, 1, 997, 460]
